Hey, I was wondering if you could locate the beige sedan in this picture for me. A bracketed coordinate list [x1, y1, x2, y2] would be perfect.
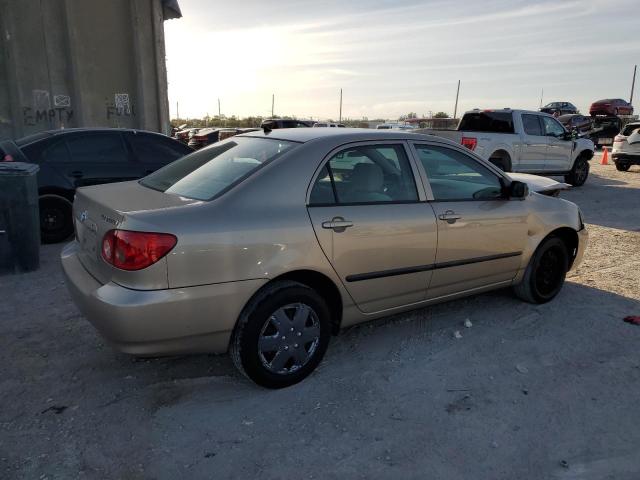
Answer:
[62, 129, 587, 388]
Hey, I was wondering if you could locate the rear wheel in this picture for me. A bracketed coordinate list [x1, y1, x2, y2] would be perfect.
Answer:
[514, 237, 568, 304]
[615, 162, 630, 171]
[564, 156, 589, 186]
[230, 281, 331, 388]
[39, 196, 73, 244]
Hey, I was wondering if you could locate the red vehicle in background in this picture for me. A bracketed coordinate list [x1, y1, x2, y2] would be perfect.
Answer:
[589, 99, 634, 116]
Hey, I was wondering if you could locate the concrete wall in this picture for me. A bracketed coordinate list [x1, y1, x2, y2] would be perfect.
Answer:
[0, 0, 176, 140]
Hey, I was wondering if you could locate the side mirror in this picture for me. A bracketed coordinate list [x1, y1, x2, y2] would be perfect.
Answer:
[509, 180, 529, 199]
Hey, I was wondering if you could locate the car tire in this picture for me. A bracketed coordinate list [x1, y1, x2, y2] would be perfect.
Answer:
[39, 196, 74, 244]
[230, 280, 332, 388]
[514, 237, 569, 304]
[564, 156, 589, 186]
[615, 162, 630, 171]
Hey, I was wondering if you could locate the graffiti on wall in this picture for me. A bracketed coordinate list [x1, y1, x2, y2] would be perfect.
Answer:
[106, 93, 135, 120]
[22, 89, 73, 126]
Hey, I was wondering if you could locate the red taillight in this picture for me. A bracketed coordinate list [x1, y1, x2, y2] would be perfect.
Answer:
[2, 154, 14, 162]
[461, 136, 477, 150]
[101, 230, 177, 271]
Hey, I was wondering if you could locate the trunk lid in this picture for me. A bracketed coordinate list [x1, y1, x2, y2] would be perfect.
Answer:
[73, 180, 199, 285]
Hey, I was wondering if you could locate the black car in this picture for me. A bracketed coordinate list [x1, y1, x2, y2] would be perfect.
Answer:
[260, 118, 314, 129]
[540, 102, 579, 116]
[0, 128, 192, 243]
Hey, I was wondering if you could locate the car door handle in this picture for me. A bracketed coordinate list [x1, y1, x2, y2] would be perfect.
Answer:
[70, 170, 83, 178]
[322, 218, 353, 232]
[438, 211, 461, 224]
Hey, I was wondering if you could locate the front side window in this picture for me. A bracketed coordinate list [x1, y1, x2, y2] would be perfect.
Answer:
[309, 144, 418, 205]
[415, 145, 503, 201]
[66, 133, 128, 163]
[141, 137, 297, 201]
[541, 117, 566, 137]
[522, 114, 543, 136]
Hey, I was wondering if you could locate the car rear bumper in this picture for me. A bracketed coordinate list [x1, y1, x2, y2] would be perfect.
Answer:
[61, 242, 266, 356]
[611, 153, 640, 164]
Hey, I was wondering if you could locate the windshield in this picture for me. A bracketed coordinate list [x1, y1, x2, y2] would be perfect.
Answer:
[140, 137, 298, 200]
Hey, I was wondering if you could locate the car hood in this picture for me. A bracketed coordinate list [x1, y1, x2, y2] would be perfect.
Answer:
[507, 173, 571, 195]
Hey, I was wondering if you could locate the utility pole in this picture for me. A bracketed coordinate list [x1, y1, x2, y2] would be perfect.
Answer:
[271, 94, 274, 117]
[631, 65, 637, 105]
[539, 88, 544, 109]
[339, 88, 343, 123]
[218, 98, 221, 118]
[453, 80, 460, 119]
[176, 101, 179, 120]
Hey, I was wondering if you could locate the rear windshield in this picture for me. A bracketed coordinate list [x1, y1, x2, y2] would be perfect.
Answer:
[458, 112, 515, 133]
[622, 124, 640, 136]
[140, 137, 297, 200]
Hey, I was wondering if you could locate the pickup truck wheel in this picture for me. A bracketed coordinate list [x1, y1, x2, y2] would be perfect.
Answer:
[615, 162, 630, 171]
[488, 154, 511, 172]
[230, 281, 331, 389]
[564, 157, 589, 186]
[514, 237, 568, 304]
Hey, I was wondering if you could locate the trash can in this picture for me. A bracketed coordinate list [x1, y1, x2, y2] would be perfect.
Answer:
[0, 162, 40, 274]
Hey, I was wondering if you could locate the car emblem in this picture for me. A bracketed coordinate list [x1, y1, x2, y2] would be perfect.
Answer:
[79, 210, 88, 223]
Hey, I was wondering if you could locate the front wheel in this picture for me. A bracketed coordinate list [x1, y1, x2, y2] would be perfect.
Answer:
[564, 157, 589, 186]
[615, 162, 630, 172]
[230, 281, 332, 388]
[514, 237, 568, 304]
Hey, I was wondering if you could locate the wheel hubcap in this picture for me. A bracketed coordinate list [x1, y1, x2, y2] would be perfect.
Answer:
[258, 303, 320, 375]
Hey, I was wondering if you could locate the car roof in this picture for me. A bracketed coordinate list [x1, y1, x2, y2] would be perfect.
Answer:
[238, 127, 456, 144]
[15, 128, 169, 147]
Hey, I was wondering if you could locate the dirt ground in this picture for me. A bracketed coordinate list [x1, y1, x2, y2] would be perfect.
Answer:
[1, 155, 639, 480]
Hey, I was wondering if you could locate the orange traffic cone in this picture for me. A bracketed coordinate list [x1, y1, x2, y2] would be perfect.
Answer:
[601, 147, 609, 165]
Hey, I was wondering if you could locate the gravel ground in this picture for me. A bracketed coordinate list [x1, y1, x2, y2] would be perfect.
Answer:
[1, 156, 639, 480]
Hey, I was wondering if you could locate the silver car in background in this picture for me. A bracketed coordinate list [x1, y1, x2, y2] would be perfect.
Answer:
[62, 129, 587, 388]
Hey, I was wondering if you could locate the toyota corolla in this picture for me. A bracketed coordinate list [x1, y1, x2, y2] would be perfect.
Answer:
[62, 129, 587, 388]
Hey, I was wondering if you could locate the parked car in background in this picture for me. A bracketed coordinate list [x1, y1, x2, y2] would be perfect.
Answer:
[558, 114, 593, 133]
[540, 102, 579, 116]
[313, 122, 346, 128]
[590, 116, 623, 148]
[589, 99, 634, 116]
[260, 118, 314, 129]
[174, 127, 199, 144]
[612, 122, 640, 171]
[419, 109, 594, 186]
[61, 128, 587, 388]
[189, 127, 259, 149]
[0, 128, 192, 243]
[376, 123, 416, 130]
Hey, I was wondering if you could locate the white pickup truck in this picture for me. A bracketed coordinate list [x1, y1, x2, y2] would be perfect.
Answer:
[418, 109, 595, 186]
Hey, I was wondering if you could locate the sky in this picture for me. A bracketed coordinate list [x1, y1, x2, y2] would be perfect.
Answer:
[164, 0, 640, 121]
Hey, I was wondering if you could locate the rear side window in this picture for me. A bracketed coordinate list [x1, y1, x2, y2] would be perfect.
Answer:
[66, 133, 128, 163]
[309, 144, 418, 205]
[522, 114, 543, 136]
[458, 112, 514, 133]
[141, 137, 297, 201]
[130, 133, 189, 164]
